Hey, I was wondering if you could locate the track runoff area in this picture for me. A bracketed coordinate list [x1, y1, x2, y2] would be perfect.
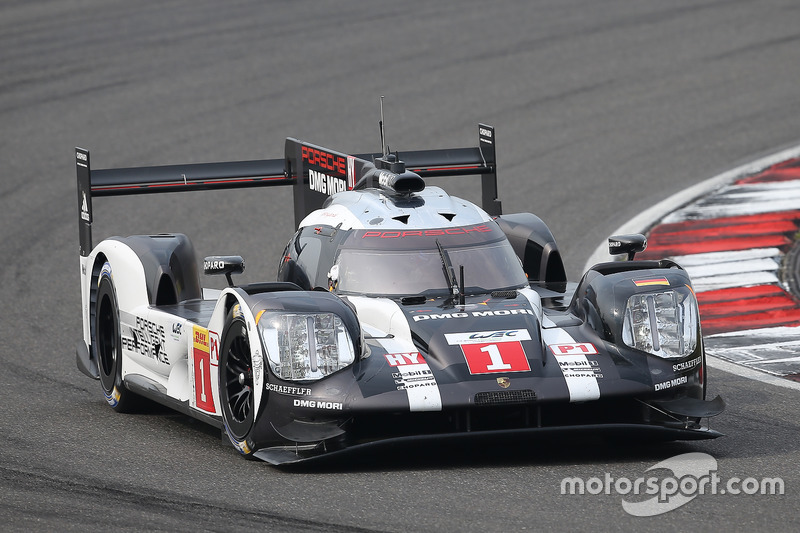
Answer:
[587, 145, 800, 391]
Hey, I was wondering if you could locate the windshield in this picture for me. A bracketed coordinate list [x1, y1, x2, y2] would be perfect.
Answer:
[334, 223, 528, 297]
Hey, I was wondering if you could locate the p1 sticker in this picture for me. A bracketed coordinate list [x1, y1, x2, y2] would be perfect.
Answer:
[549, 343, 598, 356]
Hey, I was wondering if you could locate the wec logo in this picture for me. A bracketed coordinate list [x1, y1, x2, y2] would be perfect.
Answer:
[469, 330, 518, 340]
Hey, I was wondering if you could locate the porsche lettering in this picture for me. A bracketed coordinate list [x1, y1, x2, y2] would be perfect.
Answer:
[301, 146, 346, 175]
[362, 225, 492, 239]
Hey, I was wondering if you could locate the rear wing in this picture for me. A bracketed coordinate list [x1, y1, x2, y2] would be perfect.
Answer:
[77, 124, 499, 257]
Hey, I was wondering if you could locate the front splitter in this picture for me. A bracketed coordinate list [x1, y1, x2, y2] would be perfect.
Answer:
[253, 422, 723, 466]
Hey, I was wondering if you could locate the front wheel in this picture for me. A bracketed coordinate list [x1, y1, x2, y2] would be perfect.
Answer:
[95, 263, 141, 413]
[219, 306, 256, 455]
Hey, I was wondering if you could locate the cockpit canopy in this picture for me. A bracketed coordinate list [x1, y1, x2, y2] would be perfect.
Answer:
[331, 223, 528, 297]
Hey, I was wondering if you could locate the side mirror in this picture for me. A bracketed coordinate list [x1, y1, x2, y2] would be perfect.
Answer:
[608, 234, 647, 261]
[204, 255, 245, 286]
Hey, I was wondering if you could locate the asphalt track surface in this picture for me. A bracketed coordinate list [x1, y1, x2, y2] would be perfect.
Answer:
[3, 1, 800, 531]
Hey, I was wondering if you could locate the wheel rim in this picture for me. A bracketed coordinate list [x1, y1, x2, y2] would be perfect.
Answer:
[224, 324, 253, 425]
[97, 291, 117, 386]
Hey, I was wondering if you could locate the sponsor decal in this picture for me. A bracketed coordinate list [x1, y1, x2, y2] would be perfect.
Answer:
[224, 426, 251, 455]
[445, 330, 532, 374]
[209, 331, 219, 364]
[558, 359, 603, 379]
[191, 325, 215, 413]
[204, 259, 227, 271]
[122, 317, 169, 365]
[308, 168, 347, 195]
[381, 350, 442, 411]
[347, 155, 356, 189]
[292, 399, 343, 410]
[301, 145, 346, 175]
[377, 170, 395, 187]
[393, 368, 435, 384]
[654, 375, 688, 391]
[252, 347, 263, 390]
[549, 343, 598, 356]
[445, 329, 532, 344]
[633, 277, 670, 287]
[391, 362, 438, 391]
[384, 352, 425, 366]
[672, 356, 702, 372]
[362, 225, 492, 239]
[413, 308, 534, 322]
[99, 262, 112, 285]
[265, 383, 312, 396]
[104, 386, 121, 407]
[542, 328, 601, 402]
[80, 192, 90, 222]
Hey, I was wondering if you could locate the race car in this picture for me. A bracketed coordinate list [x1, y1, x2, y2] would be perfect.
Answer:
[75, 124, 724, 465]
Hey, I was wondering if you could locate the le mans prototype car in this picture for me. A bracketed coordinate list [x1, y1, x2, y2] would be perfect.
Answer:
[75, 124, 724, 464]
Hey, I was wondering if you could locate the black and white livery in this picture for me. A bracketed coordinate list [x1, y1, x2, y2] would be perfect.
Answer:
[75, 124, 724, 464]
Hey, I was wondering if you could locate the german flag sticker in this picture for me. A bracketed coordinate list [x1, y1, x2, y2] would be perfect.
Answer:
[633, 276, 670, 287]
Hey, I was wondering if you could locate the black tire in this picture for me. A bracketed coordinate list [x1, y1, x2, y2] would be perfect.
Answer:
[95, 264, 140, 413]
[219, 306, 255, 454]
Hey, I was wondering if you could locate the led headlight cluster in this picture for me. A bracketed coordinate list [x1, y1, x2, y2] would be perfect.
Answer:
[621, 288, 698, 359]
[259, 312, 355, 381]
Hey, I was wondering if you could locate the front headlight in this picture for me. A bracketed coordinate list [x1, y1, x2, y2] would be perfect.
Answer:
[258, 312, 355, 381]
[621, 288, 698, 359]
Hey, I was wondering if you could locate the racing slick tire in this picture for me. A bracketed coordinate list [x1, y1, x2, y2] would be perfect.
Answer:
[219, 305, 256, 456]
[95, 263, 142, 413]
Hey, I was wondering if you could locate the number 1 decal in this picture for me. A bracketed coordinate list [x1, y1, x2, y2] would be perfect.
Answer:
[461, 342, 530, 374]
[192, 326, 216, 413]
[444, 329, 532, 375]
[481, 344, 513, 370]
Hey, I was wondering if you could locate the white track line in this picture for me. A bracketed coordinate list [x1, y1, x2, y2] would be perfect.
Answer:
[707, 357, 800, 391]
[583, 143, 800, 390]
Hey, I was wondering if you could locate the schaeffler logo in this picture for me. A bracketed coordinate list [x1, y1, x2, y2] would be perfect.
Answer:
[561, 453, 784, 516]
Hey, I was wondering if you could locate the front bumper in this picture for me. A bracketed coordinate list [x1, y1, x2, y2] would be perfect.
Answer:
[253, 394, 725, 465]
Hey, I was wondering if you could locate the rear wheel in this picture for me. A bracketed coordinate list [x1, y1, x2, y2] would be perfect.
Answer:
[219, 306, 255, 455]
[95, 263, 141, 412]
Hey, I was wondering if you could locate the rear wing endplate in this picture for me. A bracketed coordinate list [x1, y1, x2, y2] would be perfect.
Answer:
[77, 124, 499, 257]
